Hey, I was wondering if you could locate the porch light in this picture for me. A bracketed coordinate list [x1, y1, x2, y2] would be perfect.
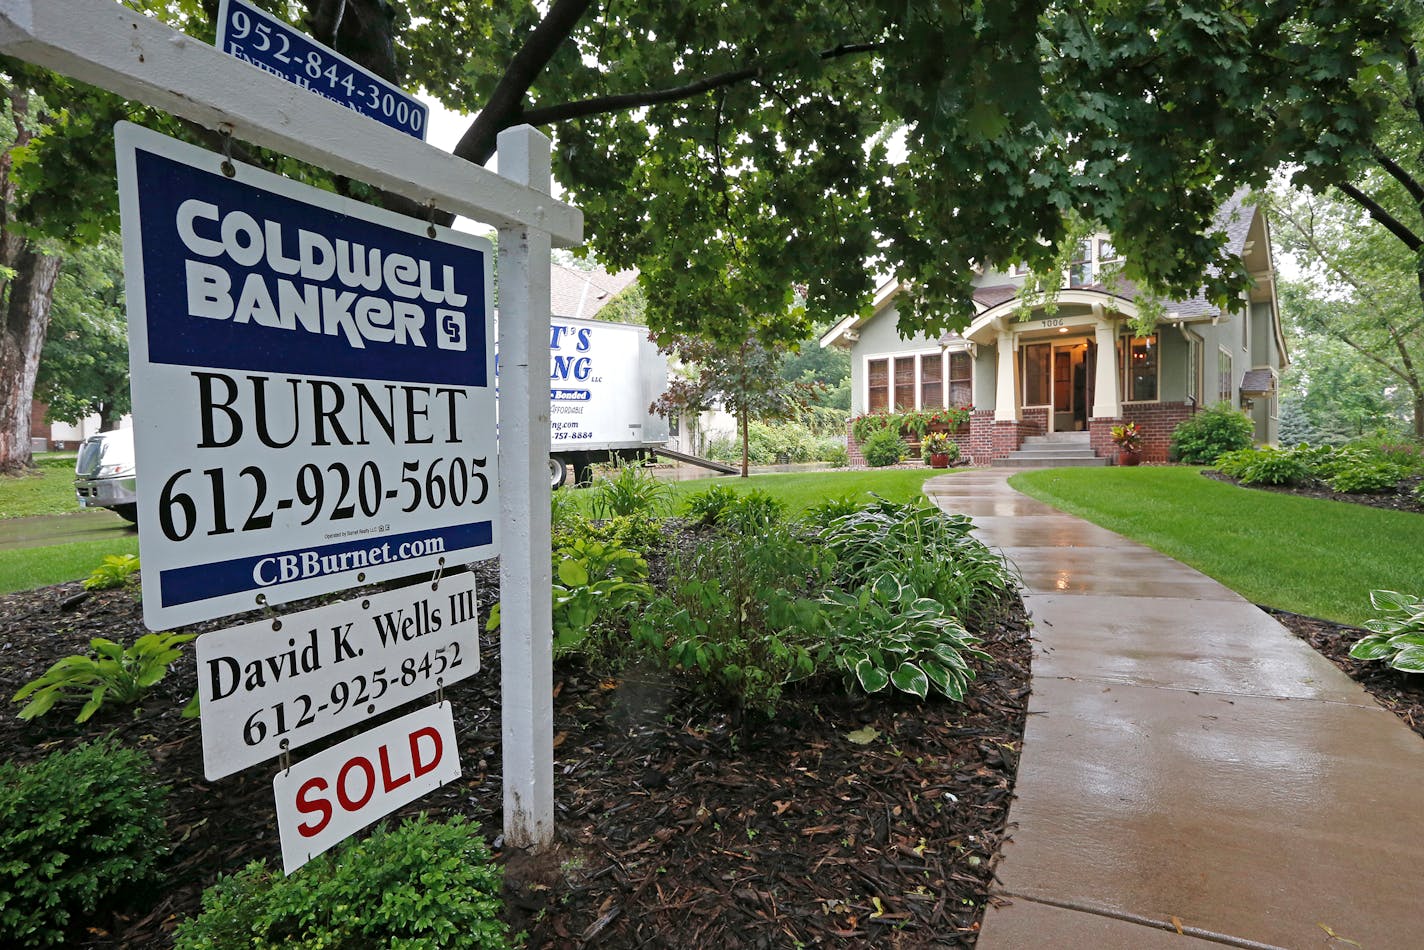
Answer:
[1058, 326, 1069, 333]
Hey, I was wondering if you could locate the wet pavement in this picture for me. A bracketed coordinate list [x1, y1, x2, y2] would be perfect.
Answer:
[0, 510, 134, 551]
[927, 471, 1424, 950]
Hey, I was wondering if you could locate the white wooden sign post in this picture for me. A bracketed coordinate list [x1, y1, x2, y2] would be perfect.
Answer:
[0, 0, 574, 852]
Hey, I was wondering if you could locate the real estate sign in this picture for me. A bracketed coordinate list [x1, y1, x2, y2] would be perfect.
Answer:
[116, 122, 498, 629]
[215, 0, 428, 140]
[196, 574, 480, 780]
[273, 701, 461, 874]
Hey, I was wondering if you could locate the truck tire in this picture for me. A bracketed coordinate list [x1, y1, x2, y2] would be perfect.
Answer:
[549, 456, 568, 490]
[113, 503, 138, 524]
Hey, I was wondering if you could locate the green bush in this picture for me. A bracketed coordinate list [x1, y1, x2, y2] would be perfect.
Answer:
[681, 484, 741, 527]
[590, 459, 669, 520]
[83, 553, 140, 591]
[632, 525, 828, 715]
[859, 428, 906, 467]
[718, 490, 786, 533]
[821, 574, 989, 700]
[705, 422, 846, 466]
[825, 444, 849, 468]
[489, 537, 652, 660]
[1169, 402, 1254, 464]
[818, 499, 1016, 626]
[1345, 434, 1424, 473]
[1328, 460, 1406, 494]
[13, 631, 196, 723]
[174, 815, 510, 950]
[1213, 446, 1312, 486]
[1349, 590, 1424, 674]
[0, 739, 167, 947]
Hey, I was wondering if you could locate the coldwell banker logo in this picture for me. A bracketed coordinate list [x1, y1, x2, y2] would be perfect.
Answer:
[176, 198, 468, 352]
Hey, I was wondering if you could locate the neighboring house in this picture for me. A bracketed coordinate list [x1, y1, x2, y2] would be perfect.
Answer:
[29, 401, 132, 452]
[821, 196, 1286, 465]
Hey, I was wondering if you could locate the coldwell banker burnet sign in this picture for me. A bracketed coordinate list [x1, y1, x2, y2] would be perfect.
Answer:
[115, 123, 498, 630]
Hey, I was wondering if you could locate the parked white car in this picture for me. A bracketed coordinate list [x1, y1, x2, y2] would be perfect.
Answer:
[74, 429, 138, 522]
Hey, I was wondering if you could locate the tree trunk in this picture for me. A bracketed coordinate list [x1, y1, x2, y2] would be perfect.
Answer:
[1413, 387, 1424, 441]
[739, 411, 749, 478]
[0, 246, 61, 472]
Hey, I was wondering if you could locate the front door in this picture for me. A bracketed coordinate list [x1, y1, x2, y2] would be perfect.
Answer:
[1050, 340, 1094, 432]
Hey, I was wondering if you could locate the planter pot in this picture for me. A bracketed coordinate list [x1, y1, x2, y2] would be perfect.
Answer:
[929, 452, 951, 469]
[1117, 448, 1142, 467]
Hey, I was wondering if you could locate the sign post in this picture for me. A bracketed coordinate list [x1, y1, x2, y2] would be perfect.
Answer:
[495, 126, 556, 849]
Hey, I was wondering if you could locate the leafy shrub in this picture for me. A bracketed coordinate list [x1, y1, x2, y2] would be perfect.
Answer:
[818, 499, 1015, 626]
[704, 422, 846, 466]
[83, 553, 140, 591]
[590, 459, 669, 520]
[1213, 446, 1312, 486]
[717, 490, 786, 534]
[850, 408, 971, 443]
[1169, 402, 1254, 464]
[632, 525, 827, 715]
[13, 632, 196, 722]
[821, 574, 989, 700]
[801, 494, 863, 528]
[550, 486, 583, 536]
[1349, 590, 1424, 674]
[488, 537, 652, 659]
[849, 411, 900, 444]
[860, 428, 906, 467]
[581, 514, 665, 554]
[1328, 460, 1406, 494]
[825, 444, 849, 468]
[682, 484, 741, 527]
[174, 815, 510, 950]
[1345, 434, 1424, 473]
[0, 739, 166, 947]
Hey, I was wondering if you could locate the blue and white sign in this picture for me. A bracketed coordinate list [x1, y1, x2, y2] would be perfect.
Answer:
[116, 122, 497, 629]
[215, 0, 427, 140]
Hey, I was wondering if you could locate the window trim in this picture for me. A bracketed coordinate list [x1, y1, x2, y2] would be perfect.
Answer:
[1218, 346, 1234, 406]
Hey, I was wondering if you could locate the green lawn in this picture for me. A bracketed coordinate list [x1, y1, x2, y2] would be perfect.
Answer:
[0, 536, 140, 594]
[566, 466, 960, 516]
[0, 453, 81, 518]
[1009, 466, 1424, 626]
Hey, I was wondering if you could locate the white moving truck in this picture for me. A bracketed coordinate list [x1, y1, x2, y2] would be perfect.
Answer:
[536, 316, 671, 488]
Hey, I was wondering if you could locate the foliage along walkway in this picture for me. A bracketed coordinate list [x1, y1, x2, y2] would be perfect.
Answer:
[924, 471, 1424, 949]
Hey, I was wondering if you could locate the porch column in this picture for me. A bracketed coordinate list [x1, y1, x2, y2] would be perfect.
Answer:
[993, 328, 1020, 422]
[1091, 312, 1121, 418]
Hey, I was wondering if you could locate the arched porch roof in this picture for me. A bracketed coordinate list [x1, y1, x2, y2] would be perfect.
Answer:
[964, 288, 1143, 343]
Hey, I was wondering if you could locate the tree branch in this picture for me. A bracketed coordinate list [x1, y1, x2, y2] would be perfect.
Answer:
[519, 42, 883, 131]
[1371, 143, 1424, 215]
[1335, 180, 1424, 251]
[453, 0, 594, 166]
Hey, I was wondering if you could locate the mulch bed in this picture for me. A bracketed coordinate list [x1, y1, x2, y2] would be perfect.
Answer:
[0, 528, 1032, 948]
[1203, 470, 1424, 514]
[1266, 607, 1424, 740]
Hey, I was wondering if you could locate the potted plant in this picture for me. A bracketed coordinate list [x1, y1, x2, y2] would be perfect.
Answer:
[922, 431, 958, 468]
[1110, 421, 1143, 466]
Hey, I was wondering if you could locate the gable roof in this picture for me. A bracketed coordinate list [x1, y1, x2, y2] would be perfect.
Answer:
[822, 192, 1270, 349]
[550, 263, 638, 320]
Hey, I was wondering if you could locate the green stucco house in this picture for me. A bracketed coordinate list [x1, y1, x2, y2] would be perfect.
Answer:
[821, 195, 1286, 465]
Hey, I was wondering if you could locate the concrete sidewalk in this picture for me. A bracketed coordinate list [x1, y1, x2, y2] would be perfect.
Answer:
[925, 471, 1424, 950]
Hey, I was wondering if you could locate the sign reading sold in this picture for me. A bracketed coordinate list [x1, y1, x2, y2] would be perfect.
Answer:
[273, 702, 460, 873]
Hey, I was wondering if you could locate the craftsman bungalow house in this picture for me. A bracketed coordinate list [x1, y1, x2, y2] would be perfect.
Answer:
[821, 197, 1286, 465]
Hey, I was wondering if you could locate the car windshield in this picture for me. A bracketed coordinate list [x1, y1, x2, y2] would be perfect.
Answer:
[76, 432, 135, 476]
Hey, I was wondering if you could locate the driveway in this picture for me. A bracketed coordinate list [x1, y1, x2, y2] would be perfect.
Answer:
[0, 511, 136, 551]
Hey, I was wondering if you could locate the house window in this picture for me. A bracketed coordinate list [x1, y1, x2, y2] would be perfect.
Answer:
[1123, 334, 1158, 402]
[867, 358, 889, 412]
[1022, 343, 1051, 406]
[1097, 238, 1119, 263]
[1218, 348, 1234, 405]
[948, 351, 973, 407]
[1241, 309, 1249, 350]
[894, 357, 916, 410]
[920, 353, 944, 409]
[1067, 240, 1093, 287]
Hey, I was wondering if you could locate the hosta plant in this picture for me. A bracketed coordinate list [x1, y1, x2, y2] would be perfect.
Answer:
[821, 574, 989, 700]
[13, 632, 197, 722]
[83, 553, 140, 591]
[1349, 590, 1424, 674]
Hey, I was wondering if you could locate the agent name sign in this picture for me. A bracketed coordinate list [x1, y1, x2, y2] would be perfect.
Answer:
[196, 574, 480, 780]
[115, 123, 498, 629]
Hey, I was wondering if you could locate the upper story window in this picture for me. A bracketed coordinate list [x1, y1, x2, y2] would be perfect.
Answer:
[1067, 240, 1093, 287]
[1218, 348, 1234, 405]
